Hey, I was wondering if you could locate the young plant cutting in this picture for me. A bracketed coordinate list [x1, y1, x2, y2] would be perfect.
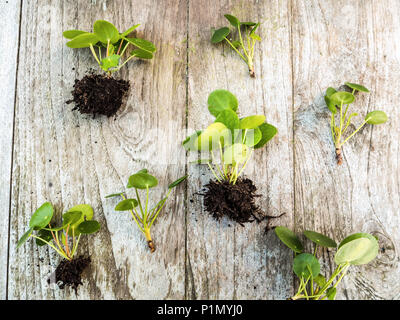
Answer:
[183, 89, 278, 225]
[211, 14, 261, 77]
[106, 169, 187, 252]
[275, 227, 379, 300]
[17, 202, 101, 291]
[63, 20, 156, 117]
[324, 82, 388, 165]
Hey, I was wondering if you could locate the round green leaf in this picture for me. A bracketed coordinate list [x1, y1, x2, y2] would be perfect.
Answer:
[208, 89, 239, 117]
[304, 230, 337, 248]
[274, 226, 303, 253]
[224, 14, 240, 27]
[195, 123, 231, 151]
[65, 204, 94, 235]
[330, 91, 355, 105]
[17, 227, 33, 249]
[314, 274, 327, 288]
[66, 33, 99, 48]
[215, 109, 239, 131]
[326, 87, 337, 98]
[239, 115, 266, 129]
[365, 110, 388, 125]
[183, 131, 202, 151]
[115, 199, 138, 211]
[128, 172, 158, 189]
[126, 37, 156, 53]
[62, 211, 83, 227]
[336, 233, 379, 265]
[29, 202, 54, 230]
[293, 253, 320, 278]
[77, 220, 101, 234]
[105, 192, 124, 199]
[243, 127, 262, 147]
[131, 48, 153, 59]
[345, 82, 369, 93]
[334, 236, 377, 265]
[326, 287, 337, 300]
[168, 175, 188, 189]
[121, 24, 140, 37]
[223, 143, 249, 165]
[254, 123, 277, 149]
[63, 30, 87, 39]
[93, 20, 120, 44]
[211, 27, 230, 43]
[101, 54, 120, 71]
[35, 229, 53, 247]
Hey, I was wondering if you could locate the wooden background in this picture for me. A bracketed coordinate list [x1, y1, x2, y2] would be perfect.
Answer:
[1, 0, 399, 300]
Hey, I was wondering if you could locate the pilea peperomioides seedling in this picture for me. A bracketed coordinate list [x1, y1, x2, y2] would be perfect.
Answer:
[106, 169, 187, 253]
[183, 89, 278, 224]
[211, 14, 261, 77]
[275, 226, 379, 300]
[17, 202, 101, 291]
[63, 20, 156, 117]
[324, 82, 388, 165]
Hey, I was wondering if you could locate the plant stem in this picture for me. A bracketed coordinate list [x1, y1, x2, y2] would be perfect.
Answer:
[224, 37, 248, 63]
[339, 120, 368, 147]
[89, 44, 101, 65]
[30, 235, 70, 260]
[121, 194, 144, 232]
[208, 163, 222, 182]
[135, 188, 145, 219]
[70, 234, 81, 258]
[144, 227, 155, 253]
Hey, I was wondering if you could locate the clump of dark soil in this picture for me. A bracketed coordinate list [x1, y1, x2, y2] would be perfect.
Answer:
[47, 256, 91, 293]
[67, 74, 130, 117]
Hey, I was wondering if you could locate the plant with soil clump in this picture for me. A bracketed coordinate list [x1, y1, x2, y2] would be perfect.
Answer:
[106, 169, 187, 253]
[324, 82, 388, 165]
[183, 90, 278, 225]
[275, 227, 379, 300]
[17, 202, 101, 292]
[63, 20, 156, 117]
[211, 14, 261, 77]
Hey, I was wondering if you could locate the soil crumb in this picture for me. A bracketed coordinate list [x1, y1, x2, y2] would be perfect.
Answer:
[47, 256, 91, 293]
[67, 74, 130, 117]
[202, 178, 265, 225]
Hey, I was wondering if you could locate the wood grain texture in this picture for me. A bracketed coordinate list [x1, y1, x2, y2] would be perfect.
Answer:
[8, 0, 187, 299]
[292, 0, 400, 299]
[186, 0, 294, 299]
[1, 0, 399, 300]
[0, 0, 21, 300]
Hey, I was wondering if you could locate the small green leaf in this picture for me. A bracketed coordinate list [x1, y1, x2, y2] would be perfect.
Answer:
[93, 20, 120, 44]
[345, 82, 369, 93]
[253, 123, 277, 149]
[208, 89, 239, 117]
[63, 30, 87, 39]
[239, 115, 266, 129]
[241, 21, 257, 26]
[17, 227, 33, 249]
[77, 220, 101, 234]
[105, 192, 124, 199]
[195, 123, 231, 151]
[304, 230, 337, 248]
[223, 143, 249, 165]
[66, 33, 99, 48]
[115, 199, 138, 211]
[168, 175, 188, 189]
[365, 110, 388, 125]
[35, 229, 53, 246]
[62, 211, 83, 227]
[231, 40, 241, 48]
[274, 226, 303, 253]
[125, 37, 156, 53]
[224, 14, 240, 27]
[183, 131, 202, 151]
[293, 253, 320, 278]
[243, 127, 262, 147]
[211, 27, 230, 43]
[249, 23, 260, 35]
[325, 87, 338, 113]
[326, 87, 337, 98]
[330, 91, 355, 105]
[215, 109, 240, 131]
[101, 54, 120, 71]
[65, 204, 94, 236]
[250, 33, 261, 41]
[121, 24, 140, 37]
[314, 274, 327, 288]
[131, 48, 153, 59]
[29, 202, 54, 230]
[326, 287, 337, 300]
[336, 233, 379, 265]
[128, 172, 158, 189]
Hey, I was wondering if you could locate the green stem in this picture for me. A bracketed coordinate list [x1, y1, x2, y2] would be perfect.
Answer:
[149, 189, 172, 228]
[116, 54, 136, 71]
[89, 44, 101, 65]
[224, 37, 248, 63]
[70, 234, 81, 258]
[30, 235, 70, 260]
[135, 188, 145, 219]
[208, 163, 222, 182]
[339, 120, 368, 147]
[145, 186, 149, 221]
[237, 26, 249, 58]
[234, 149, 253, 184]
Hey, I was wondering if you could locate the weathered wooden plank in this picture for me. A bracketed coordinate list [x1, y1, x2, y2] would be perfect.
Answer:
[292, 0, 400, 299]
[0, 0, 21, 300]
[186, 0, 294, 299]
[8, 0, 187, 299]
